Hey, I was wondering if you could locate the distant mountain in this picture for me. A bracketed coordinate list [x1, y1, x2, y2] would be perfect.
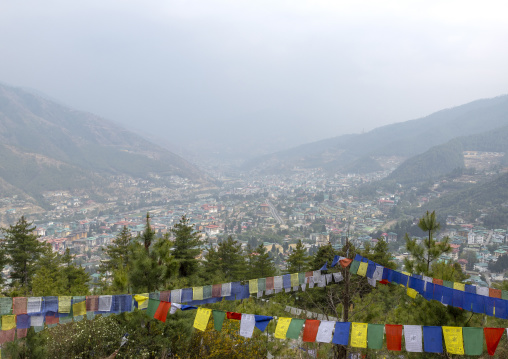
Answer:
[243, 95, 508, 173]
[387, 125, 508, 185]
[0, 83, 207, 200]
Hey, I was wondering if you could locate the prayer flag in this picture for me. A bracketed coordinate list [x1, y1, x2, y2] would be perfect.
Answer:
[227, 311, 241, 320]
[258, 278, 267, 291]
[453, 282, 465, 291]
[171, 289, 182, 303]
[274, 276, 283, 290]
[441, 287, 453, 306]
[423, 326, 443, 353]
[423, 282, 434, 301]
[350, 322, 368, 348]
[159, 290, 171, 302]
[333, 272, 343, 282]
[193, 287, 204, 300]
[443, 326, 464, 354]
[373, 266, 383, 281]
[274, 317, 292, 339]
[484, 327, 504, 355]
[367, 324, 383, 349]
[203, 285, 212, 299]
[13, 297, 27, 315]
[170, 303, 181, 314]
[86, 296, 99, 312]
[502, 290, 508, 300]
[433, 278, 443, 286]
[134, 294, 149, 310]
[182, 288, 193, 302]
[385, 324, 402, 351]
[154, 301, 171, 322]
[72, 301, 86, 316]
[357, 262, 368, 277]
[339, 258, 352, 268]
[17, 329, 27, 339]
[404, 325, 423, 352]
[27, 297, 42, 314]
[477, 286, 489, 296]
[290, 273, 299, 287]
[331, 255, 339, 267]
[98, 295, 113, 312]
[283, 274, 291, 288]
[462, 327, 483, 355]
[59, 296, 72, 313]
[240, 314, 256, 338]
[193, 308, 212, 331]
[302, 319, 320, 342]
[249, 279, 258, 294]
[465, 284, 476, 294]
[30, 315, 44, 327]
[16, 315, 30, 329]
[472, 294, 485, 314]
[254, 315, 273, 332]
[0, 329, 15, 345]
[213, 310, 226, 331]
[146, 299, 159, 318]
[319, 262, 327, 271]
[316, 320, 335, 343]
[2, 315, 16, 330]
[366, 261, 376, 278]
[452, 289, 464, 309]
[266, 277, 275, 291]
[407, 287, 418, 299]
[0, 298, 12, 315]
[333, 322, 350, 345]
[286, 318, 305, 339]
[494, 298, 507, 319]
[349, 260, 360, 274]
[212, 284, 222, 298]
[489, 288, 502, 298]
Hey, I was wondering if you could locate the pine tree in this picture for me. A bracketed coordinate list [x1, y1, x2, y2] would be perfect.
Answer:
[404, 211, 451, 275]
[249, 243, 276, 278]
[204, 236, 246, 281]
[98, 226, 132, 292]
[286, 239, 308, 273]
[171, 215, 201, 278]
[2, 216, 46, 294]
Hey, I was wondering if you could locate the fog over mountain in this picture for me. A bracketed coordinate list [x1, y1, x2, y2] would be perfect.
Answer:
[1, 1, 508, 161]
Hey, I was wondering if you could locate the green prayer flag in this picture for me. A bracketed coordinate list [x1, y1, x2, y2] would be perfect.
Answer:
[86, 312, 96, 320]
[349, 260, 360, 275]
[149, 292, 160, 300]
[60, 315, 73, 324]
[502, 290, 508, 300]
[367, 324, 384, 349]
[203, 285, 212, 299]
[442, 280, 453, 288]
[73, 315, 84, 322]
[34, 326, 44, 333]
[463, 327, 483, 355]
[146, 298, 159, 318]
[258, 278, 266, 291]
[212, 310, 226, 331]
[73, 296, 86, 303]
[286, 319, 305, 339]
[298, 272, 305, 285]
[0, 297, 13, 315]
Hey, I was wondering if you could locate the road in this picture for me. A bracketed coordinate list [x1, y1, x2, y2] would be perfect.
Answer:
[266, 200, 284, 224]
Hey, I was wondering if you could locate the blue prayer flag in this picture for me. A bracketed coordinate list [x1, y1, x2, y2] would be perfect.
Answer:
[332, 322, 350, 345]
[463, 292, 475, 312]
[181, 288, 193, 303]
[423, 282, 434, 301]
[433, 285, 443, 302]
[423, 326, 443, 353]
[254, 315, 273, 332]
[366, 261, 376, 278]
[331, 255, 339, 268]
[441, 287, 453, 306]
[409, 277, 425, 294]
[472, 294, 485, 314]
[452, 289, 464, 308]
[485, 297, 495, 316]
[43, 296, 58, 313]
[283, 274, 291, 288]
[319, 262, 328, 271]
[465, 284, 476, 294]
[16, 314, 30, 329]
[494, 298, 508, 319]
[354, 254, 362, 262]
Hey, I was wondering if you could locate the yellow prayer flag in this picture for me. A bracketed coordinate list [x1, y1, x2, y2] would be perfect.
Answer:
[453, 282, 465, 291]
[290, 273, 299, 287]
[193, 287, 204, 300]
[193, 308, 212, 331]
[2, 315, 16, 330]
[72, 301, 86, 316]
[249, 279, 258, 294]
[443, 326, 464, 355]
[350, 322, 368, 348]
[274, 317, 292, 339]
[407, 288, 418, 299]
[357, 262, 368, 277]
[58, 296, 72, 313]
[134, 294, 149, 310]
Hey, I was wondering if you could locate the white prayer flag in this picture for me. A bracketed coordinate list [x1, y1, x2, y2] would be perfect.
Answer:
[477, 286, 489, 297]
[368, 277, 377, 287]
[27, 297, 42, 314]
[326, 274, 333, 284]
[170, 303, 182, 314]
[309, 276, 315, 288]
[404, 325, 423, 352]
[373, 266, 384, 281]
[171, 289, 182, 303]
[257, 291, 263, 298]
[274, 276, 283, 290]
[221, 283, 231, 297]
[98, 295, 112, 312]
[239, 314, 256, 338]
[265, 289, 273, 295]
[285, 288, 291, 293]
[318, 276, 326, 287]
[333, 272, 344, 282]
[301, 284, 306, 291]
[30, 315, 44, 327]
[316, 321, 335, 343]
[292, 286, 299, 291]
[423, 276, 432, 290]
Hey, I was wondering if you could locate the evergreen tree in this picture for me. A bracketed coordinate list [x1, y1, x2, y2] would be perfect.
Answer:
[2, 216, 46, 294]
[249, 244, 276, 278]
[404, 211, 451, 275]
[171, 215, 201, 278]
[98, 226, 132, 292]
[363, 238, 397, 269]
[204, 236, 246, 281]
[286, 239, 308, 273]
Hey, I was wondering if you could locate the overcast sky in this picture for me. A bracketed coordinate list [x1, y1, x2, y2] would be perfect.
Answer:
[1, 1, 508, 160]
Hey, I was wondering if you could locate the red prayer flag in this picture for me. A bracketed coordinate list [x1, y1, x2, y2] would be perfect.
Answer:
[432, 278, 443, 285]
[13, 297, 27, 315]
[154, 301, 171, 322]
[339, 258, 353, 268]
[484, 327, 504, 355]
[0, 329, 15, 345]
[45, 313, 59, 325]
[159, 291, 171, 302]
[86, 295, 99, 312]
[379, 279, 390, 285]
[17, 328, 28, 339]
[489, 288, 502, 298]
[302, 319, 320, 342]
[212, 284, 222, 297]
[385, 324, 402, 351]
[227, 311, 242, 320]
[266, 277, 274, 290]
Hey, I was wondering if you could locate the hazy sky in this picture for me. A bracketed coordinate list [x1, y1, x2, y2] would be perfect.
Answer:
[1, 1, 508, 159]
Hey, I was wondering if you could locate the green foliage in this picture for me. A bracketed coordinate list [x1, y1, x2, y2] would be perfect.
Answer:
[248, 244, 276, 278]
[204, 236, 246, 282]
[2, 216, 46, 294]
[489, 254, 508, 272]
[171, 215, 201, 278]
[286, 239, 308, 273]
[404, 211, 451, 275]
[99, 226, 132, 293]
